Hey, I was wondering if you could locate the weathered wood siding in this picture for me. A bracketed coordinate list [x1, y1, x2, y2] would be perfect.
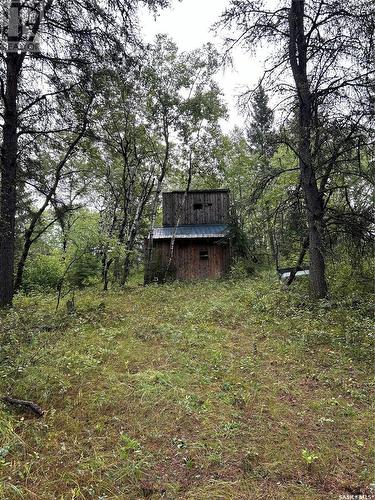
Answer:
[163, 190, 230, 226]
[150, 239, 231, 280]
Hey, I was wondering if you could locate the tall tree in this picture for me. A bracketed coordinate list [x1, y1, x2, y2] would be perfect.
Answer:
[219, 0, 374, 298]
[0, 0, 170, 307]
[89, 70, 157, 289]
[287, 0, 327, 296]
[247, 83, 274, 157]
[14, 89, 94, 291]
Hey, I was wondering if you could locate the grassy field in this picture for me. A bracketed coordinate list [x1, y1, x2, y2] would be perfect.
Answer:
[0, 273, 374, 499]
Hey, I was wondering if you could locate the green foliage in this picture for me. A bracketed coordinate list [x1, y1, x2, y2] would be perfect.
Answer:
[230, 258, 256, 278]
[119, 434, 141, 459]
[247, 83, 275, 156]
[301, 449, 319, 466]
[328, 255, 374, 300]
[62, 210, 102, 289]
[23, 251, 64, 292]
[22, 210, 102, 292]
[67, 251, 101, 289]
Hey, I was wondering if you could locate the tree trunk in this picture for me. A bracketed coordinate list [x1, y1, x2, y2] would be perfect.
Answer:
[0, 54, 20, 307]
[265, 205, 278, 267]
[14, 233, 32, 292]
[120, 184, 152, 287]
[288, 0, 327, 298]
[122, 252, 132, 285]
[144, 180, 163, 285]
[286, 236, 309, 286]
[144, 135, 169, 285]
[102, 254, 113, 292]
[302, 169, 327, 297]
[164, 152, 193, 281]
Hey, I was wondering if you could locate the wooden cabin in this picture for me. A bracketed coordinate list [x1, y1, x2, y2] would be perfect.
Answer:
[145, 189, 232, 282]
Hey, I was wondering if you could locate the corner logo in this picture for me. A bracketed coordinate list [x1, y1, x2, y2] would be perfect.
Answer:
[1, 1, 44, 53]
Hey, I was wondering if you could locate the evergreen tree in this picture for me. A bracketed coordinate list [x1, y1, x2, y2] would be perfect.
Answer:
[247, 84, 274, 157]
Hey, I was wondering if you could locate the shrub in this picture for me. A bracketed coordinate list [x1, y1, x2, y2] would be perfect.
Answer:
[67, 251, 101, 289]
[23, 251, 64, 292]
[230, 258, 255, 279]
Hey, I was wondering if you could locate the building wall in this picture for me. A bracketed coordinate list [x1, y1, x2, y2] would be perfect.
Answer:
[163, 190, 230, 227]
[150, 239, 231, 281]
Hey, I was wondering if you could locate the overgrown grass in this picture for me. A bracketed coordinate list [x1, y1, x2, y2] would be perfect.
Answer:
[0, 272, 374, 499]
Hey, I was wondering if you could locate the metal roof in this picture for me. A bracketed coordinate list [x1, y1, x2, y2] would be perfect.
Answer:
[152, 224, 230, 240]
[165, 189, 229, 194]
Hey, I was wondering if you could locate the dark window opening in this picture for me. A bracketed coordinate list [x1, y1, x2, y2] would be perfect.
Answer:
[193, 202, 212, 210]
[200, 250, 209, 260]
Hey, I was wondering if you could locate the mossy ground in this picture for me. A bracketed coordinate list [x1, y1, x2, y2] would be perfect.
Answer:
[0, 273, 373, 499]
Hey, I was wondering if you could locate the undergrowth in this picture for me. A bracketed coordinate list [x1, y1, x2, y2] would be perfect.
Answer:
[0, 271, 373, 499]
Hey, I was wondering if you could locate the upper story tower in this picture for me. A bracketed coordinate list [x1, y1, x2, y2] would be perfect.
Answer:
[162, 189, 230, 227]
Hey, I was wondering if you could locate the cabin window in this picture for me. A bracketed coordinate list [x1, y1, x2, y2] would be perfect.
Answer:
[200, 250, 209, 260]
[193, 202, 212, 210]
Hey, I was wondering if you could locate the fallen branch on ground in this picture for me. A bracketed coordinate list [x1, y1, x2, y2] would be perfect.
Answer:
[2, 396, 44, 417]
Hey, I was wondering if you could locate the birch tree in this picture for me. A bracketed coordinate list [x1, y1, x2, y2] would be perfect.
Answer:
[0, 0, 170, 307]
